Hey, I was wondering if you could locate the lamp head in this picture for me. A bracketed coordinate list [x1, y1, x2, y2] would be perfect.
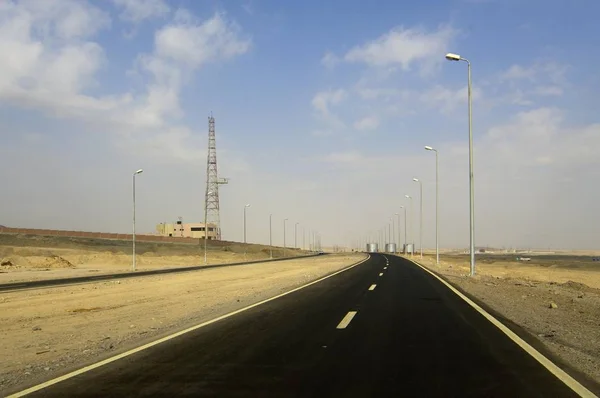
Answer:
[134, 169, 143, 175]
[413, 178, 419, 182]
[445, 52, 461, 61]
[425, 146, 433, 151]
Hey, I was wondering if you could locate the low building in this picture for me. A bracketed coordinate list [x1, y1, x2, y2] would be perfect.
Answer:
[156, 221, 218, 240]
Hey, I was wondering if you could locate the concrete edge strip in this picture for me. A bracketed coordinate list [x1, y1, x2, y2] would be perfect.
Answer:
[7, 254, 371, 397]
[406, 257, 597, 398]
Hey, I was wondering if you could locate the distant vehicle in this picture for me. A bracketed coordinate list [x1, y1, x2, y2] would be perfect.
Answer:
[516, 257, 531, 262]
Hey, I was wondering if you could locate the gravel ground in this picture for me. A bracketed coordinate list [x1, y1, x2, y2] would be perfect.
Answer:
[0, 253, 365, 395]
[414, 255, 600, 388]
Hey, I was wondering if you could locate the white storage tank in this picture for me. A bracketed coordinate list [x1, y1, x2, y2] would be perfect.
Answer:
[366, 243, 378, 253]
[386, 243, 397, 253]
[404, 243, 414, 255]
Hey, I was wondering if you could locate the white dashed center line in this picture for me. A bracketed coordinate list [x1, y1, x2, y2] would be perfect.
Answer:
[336, 311, 357, 329]
[379, 272, 383, 277]
[384, 266, 387, 270]
[368, 284, 377, 291]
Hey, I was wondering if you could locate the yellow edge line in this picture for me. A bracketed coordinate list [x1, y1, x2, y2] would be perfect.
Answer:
[405, 257, 597, 398]
[7, 254, 371, 397]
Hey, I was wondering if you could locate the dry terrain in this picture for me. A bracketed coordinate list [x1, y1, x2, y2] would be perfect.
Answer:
[411, 253, 600, 386]
[0, 233, 306, 283]
[0, 252, 365, 394]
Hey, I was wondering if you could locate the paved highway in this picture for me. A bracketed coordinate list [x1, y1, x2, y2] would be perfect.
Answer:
[0, 254, 322, 293]
[15, 254, 597, 397]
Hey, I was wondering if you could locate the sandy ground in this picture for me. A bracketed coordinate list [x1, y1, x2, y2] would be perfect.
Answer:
[412, 254, 600, 387]
[0, 234, 306, 283]
[0, 253, 365, 394]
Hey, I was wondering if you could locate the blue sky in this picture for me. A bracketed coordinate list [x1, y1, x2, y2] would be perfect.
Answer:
[0, 0, 599, 250]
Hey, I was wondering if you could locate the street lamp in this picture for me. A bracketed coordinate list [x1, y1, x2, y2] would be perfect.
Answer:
[283, 218, 288, 257]
[132, 169, 143, 272]
[204, 191, 213, 264]
[413, 178, 423, 259]
[425, 145, 440, 265]
[243, 204, 251, 243]
[405, 195, 413, 255]
[295, 222, 299, 249]
[446, 52, 475, 276]
[269, 214, 273, 259]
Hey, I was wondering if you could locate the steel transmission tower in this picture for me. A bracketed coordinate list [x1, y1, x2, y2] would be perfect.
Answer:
[205, 115, 228, 240]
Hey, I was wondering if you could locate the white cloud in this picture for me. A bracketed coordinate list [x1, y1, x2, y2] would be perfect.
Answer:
[154, 13, 251, 68]
[501, 61, 567, 85]
[418, 84, 483, 115]
[532, 85, 563, 96]
[321, 51, 339, 69]
[0, 4, 251, 163]
[0, 0, 112, 114]
[356, 87, 406, 101]
[354, 116, 379, 131]
[484, 107, 599, 167]
[502, 64, 536, 80]
[343, 25, 457, 73]
[311, 89, 347, 128]
[7, 0, 112, 40]
[311, 89, 346, 114]
[493, 61, 568, 107]
[112, 0, 170, 23]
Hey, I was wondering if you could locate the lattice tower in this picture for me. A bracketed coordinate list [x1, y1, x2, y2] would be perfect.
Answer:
[204, 116, 228, 240]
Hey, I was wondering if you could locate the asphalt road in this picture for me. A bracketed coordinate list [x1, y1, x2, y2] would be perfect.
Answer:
[0, 254, 322, 293]
[23, 254, 591, 397]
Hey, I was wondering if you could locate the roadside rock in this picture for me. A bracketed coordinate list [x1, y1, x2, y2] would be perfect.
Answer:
[549, 302, 558, 309]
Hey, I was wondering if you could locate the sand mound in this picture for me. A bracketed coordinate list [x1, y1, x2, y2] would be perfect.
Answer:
[559, 280, 589, 290]
[39, 255, 75, 269]
[1, 256, 30, 268]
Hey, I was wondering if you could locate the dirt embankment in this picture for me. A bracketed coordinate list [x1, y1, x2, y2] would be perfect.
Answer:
[0, 253, 365, 394]
[0, 233, 307, 283]
[413, 254, 600, 387]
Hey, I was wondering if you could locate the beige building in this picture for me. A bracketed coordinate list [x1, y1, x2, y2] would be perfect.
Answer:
[156, 221, 218, 239]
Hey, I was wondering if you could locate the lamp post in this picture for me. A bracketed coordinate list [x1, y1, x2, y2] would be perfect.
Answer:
[388, 218, 394, 253]
[295, 222, 299, 249]
[204, 191, 213, 264]
[269, 213, 273, 259]
[405, 195, 413, 255]
[395, 212, 401, 253]
[425, 145, 439, 265]
[446, 52, 475, 276]
[283, 218, 288, 257]
[132, 169, 143, 272]
[413, 178, 423, 259]
[243, 204, 251, 243]
[401, 206, 407, 252]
